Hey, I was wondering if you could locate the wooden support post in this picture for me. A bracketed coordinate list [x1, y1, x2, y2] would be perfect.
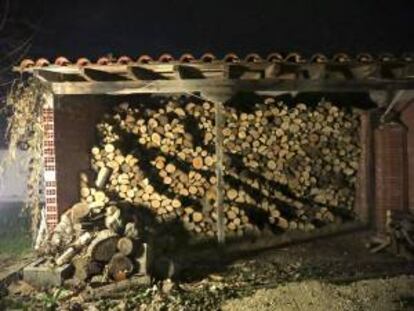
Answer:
[215, 100, 225, 245]
[355, 109, 376, 224]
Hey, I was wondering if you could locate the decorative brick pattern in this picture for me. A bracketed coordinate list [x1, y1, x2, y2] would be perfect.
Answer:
[42, 104, 58, 230]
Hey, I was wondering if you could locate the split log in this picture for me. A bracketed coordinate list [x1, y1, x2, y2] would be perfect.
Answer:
[105, 206, 122, 232]
[95, 167, 113, 189]
[55, 247, 76, 266]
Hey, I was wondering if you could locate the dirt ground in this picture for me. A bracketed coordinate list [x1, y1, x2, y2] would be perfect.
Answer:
[218, 230, 414, 311]
[1, 230, 414, 310]
[222, 276, 414, 311]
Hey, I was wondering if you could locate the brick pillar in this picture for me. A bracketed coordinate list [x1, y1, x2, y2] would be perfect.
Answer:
[400, 102, 414, 213]
[42, 93, 58, 230]
[374, 122, 408, 232]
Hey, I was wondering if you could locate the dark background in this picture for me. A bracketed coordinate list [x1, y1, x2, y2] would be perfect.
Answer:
[1, 0, 413, 144]
[3, 0, 414, 61]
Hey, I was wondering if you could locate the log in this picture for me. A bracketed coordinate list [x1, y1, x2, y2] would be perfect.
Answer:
[227, 189, 238, 201]
[87, 230, 119, 262]
[83, 275, 150, 301]
[117, 237, 134, 256]
[192, 212, 204, 223]
[72, 255, 102, 281]
[95, 167, 113, 189]
[192, 157, 204, 170]
[104, 144, 115, 153]
[65, 202, 90, 224]
[165, 164, 176, 174]
[55, 247, 76, 266]
[108, 253, 134, 281]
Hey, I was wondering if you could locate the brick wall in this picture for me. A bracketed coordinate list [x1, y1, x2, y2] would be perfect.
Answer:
[400, 102, 414, 213]
[374, 122, 408, 232]
[54, 96, 113, 214]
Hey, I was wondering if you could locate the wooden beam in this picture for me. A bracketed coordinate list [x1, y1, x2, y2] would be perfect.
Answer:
[47, 78, 414, 96]
[36, 69, 86, 82]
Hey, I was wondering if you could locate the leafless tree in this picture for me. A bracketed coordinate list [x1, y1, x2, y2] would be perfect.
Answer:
[0, 0, 44, 103]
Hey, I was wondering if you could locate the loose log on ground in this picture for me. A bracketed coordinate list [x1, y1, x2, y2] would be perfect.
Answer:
[108, 253, 134, 281]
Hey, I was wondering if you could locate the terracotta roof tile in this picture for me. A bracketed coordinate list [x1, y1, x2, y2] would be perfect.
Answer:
[35, 58, 50, 67]
[223, 53, 240, 63]
[158, 53, 174, 63]
[55, 56, 70, 66]
[200, 53, 216, 62]
[76, 57, 91, 67]
[18, 52, 414, 70]
[96, 56, 110, 65]
[245, 53, 262, 62]
[137, 55, 153, 63]
[179, 53, 196, 62]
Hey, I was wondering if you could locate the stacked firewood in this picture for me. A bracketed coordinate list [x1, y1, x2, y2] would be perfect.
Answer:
[78, 95, 360, 237]
[45, 198, 149, 283]
[42, 95, 361, 282]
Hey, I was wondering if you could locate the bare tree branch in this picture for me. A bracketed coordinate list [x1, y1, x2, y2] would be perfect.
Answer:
[0, 0, 10, 32]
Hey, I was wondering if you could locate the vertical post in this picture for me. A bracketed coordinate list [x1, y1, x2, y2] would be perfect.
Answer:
[215, 100, 225, 245]
[355, 110, 375, 224]
[42, 92, 59, 231]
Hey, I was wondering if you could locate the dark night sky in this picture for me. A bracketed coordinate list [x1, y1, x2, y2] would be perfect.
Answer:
[17, 0, 414, 60]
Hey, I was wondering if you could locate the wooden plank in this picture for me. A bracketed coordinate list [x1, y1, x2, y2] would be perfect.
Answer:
[36, 70, 86, 82]
[355, 110, 377, 224]
[174, 222, 367, 261]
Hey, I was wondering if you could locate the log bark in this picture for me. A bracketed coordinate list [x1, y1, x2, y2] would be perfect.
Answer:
[108, 253, 134, 281]
[87, 230, 119, 262]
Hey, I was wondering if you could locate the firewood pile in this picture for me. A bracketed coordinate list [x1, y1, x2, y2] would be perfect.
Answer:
[83, 95, 360, 236]
[41, 95, 360, 283]
[43, 199, 149, 284]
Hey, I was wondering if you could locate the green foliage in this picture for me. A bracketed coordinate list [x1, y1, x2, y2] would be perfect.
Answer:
[0, 231, 31, 257]
[40, 288, 64, 311]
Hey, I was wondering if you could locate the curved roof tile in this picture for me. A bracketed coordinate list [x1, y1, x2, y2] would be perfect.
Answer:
[18, 52, 414, 71]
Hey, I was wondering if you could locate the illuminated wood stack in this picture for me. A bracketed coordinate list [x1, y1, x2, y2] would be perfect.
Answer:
[79, 96, 360, 237]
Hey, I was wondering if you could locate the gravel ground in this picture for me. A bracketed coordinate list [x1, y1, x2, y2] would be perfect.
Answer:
[222, 275, 414, 311]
